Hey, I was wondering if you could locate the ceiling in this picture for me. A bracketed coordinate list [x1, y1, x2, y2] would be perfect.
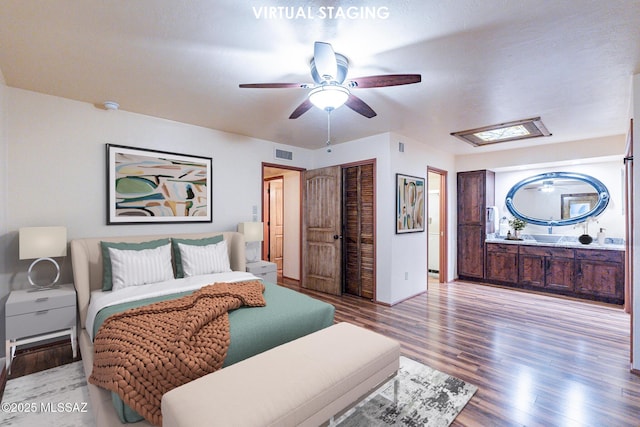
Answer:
[1, 1, 639, 154]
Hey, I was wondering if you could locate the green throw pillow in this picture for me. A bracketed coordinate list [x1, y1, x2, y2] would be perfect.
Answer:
[172, 235, 224, 278]
[100, 238, 171, 291]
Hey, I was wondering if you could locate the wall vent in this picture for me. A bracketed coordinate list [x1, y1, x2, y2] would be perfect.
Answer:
[274, 148, 293, 161]
[399, 142, 405, 152]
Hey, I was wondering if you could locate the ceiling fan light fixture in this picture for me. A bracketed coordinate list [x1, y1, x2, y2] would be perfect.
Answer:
[309, 85, 350, 111]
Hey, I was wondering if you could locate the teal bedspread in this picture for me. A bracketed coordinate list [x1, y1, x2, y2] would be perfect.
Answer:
[92, 281, 335, 424]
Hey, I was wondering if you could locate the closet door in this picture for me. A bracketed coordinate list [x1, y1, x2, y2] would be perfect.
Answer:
[343, 162, 375, 299]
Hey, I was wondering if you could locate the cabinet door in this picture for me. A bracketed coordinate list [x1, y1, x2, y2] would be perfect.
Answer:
[457, 225, 484, 279]
[486, 244, 518, 284]
[546, 257, 575, 291]
[575, 249, 624, 303]
[457, 171, 487, 225]
[519, 253, 545, 288]
[457, 172, 482, 225]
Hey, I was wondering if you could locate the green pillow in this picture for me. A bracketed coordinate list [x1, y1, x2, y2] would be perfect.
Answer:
[172, 235, 224, 278]
[100, 238, 171, 291]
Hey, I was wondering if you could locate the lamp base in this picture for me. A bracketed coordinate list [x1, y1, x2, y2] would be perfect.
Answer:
[27, 257, 61, 290]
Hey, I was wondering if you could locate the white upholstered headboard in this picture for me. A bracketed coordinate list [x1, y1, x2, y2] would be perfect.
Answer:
[70, 231, 246, 328]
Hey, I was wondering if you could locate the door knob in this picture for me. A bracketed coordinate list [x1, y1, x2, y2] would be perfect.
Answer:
[333, 235, 342, 240]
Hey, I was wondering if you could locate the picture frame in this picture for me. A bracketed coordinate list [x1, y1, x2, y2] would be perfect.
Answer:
[560, 192, 598, 219]
[396, 173, 425, 233]
[106, 144, 212, 224]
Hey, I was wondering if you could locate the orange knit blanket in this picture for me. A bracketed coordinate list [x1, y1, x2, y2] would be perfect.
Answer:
[89, 280, 266, 426]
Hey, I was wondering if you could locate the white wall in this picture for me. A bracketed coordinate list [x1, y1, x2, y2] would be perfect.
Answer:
[312, 132, 456, 304]
[494, 161, 625, 239]
[456, 135, 626, 172]
[0, 75, 8, 353]
[632, 73, 640, 371]
[282, 170, 300, 280]
[0, 87, 316, 354]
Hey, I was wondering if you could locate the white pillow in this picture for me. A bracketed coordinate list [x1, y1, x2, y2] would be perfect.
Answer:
[178, 240, 232, 277]
[108, 243, 174, 291]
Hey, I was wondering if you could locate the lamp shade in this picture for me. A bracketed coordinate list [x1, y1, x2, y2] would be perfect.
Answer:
[19, 226, 67, 260]
[238, 222, 264, 242]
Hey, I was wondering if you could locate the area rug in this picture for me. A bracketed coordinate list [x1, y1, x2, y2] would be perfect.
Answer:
[0, 361, 94, 427]
[336, 356, 478, 426]
[0, 357, 476, 427]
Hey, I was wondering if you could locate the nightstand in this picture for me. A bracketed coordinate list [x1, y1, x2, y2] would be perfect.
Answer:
[246, 260, 277, 283]
[5, 284, 77, 373]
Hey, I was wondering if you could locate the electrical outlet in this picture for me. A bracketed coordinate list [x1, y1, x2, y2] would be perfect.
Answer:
[404, 272, 408, 280]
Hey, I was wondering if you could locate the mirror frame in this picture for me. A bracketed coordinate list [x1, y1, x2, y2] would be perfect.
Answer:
[505, 171, 610, 227]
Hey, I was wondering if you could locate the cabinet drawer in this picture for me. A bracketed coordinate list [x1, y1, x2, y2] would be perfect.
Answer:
[6, 306, 75, 340]
[486, 243, 518, 254]
[6, 292, 75, 316]
[519, 245, 573, 258]
[575, 249, 624, 263]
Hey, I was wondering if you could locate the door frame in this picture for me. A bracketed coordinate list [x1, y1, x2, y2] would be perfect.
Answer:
[427, 166, 448, 283]
[262, 162, 305, 283]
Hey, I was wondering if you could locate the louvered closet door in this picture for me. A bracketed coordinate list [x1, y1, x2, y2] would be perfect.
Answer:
[343, 163, 375, 300]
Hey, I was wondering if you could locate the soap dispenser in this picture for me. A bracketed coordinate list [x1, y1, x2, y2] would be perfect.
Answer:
[597, 228, 606, 245]
[499, 216, 508, 237]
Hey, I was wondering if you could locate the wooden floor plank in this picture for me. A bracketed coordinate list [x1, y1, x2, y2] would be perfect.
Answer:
[282, 278, 640, 426]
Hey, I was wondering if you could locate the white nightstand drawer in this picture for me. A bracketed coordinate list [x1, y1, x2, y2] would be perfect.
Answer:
[6, 286, 76, 316]
[246, 261, 277, 274]
[6, 306, 76, 340]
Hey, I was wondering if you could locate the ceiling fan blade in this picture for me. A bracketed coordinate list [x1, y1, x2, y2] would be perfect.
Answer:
[348, 74, 422, 89]
[289, 99, 314, 119]
[239, 83, 311, 89]
[345, 94, 377, 118]
[313, 42, 337, 81]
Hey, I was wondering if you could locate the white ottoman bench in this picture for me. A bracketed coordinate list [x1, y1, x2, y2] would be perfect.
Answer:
[161, 322, 401, 427]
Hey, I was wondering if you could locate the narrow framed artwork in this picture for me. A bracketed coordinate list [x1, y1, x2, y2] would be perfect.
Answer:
[396, 173, 425, 233]
[106, 144, 212, 224]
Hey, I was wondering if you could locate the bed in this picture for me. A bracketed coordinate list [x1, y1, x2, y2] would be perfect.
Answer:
[70, 231, 335, 427]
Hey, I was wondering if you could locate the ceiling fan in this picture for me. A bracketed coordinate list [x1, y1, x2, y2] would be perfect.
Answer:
[239, 41, 422, 119]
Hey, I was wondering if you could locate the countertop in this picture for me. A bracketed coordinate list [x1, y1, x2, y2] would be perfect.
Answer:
[485, 236, 625, 251]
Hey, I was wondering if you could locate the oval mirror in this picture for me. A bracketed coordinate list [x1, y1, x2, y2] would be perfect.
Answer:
[505, 172, 609, 227]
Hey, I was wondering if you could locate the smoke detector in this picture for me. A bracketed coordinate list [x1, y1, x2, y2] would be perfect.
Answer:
[103, 101, 119, 111]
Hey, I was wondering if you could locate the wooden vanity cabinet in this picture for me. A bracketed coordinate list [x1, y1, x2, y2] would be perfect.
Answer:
[457, 170, 495, 281]
[574, 249, 624, 304]
[485, 243, 518, 284]
[519, 246, 574, 292]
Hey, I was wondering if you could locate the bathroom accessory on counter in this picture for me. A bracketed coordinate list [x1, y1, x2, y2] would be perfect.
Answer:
[598, 228, 606, 245]
[579, 234, 593, 244]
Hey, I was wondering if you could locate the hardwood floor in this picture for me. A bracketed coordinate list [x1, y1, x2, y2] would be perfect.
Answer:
[4, 279, 640, 426]
[283, 278, 640, 426]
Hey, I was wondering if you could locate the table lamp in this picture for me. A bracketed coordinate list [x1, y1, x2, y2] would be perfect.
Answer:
[238, 222, 264, 263]
[19, 226, 67, 289]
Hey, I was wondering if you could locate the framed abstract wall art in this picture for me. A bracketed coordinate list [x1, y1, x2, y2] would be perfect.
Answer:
[396, 173, 425, 233]
[106, 144, 212, 224]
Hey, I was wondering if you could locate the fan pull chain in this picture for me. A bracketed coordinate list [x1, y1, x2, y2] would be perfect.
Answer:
[326, 110, 332, 153]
